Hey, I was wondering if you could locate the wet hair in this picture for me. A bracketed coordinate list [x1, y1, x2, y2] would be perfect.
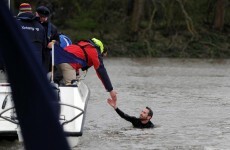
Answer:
[146, 107, 153, 117]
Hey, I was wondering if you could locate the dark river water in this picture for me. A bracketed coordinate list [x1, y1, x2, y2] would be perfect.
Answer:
[1, 58, 230, 150]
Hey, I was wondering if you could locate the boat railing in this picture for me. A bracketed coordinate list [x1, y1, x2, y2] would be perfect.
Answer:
[0, 102, 85, 126]
[0, 107, 18, 124]
[59, 102, 84, 126]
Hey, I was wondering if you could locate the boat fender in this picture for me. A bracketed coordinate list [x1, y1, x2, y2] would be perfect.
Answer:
[2, 95, 8, 109]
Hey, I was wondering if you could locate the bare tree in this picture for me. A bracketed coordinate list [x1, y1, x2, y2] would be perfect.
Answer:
[176, 0, 197, 36]
[130, 0, 145, 34]
[213, 0, 226, 31]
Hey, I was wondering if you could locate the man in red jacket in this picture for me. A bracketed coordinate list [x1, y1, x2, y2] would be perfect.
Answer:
[53, 38, 117, 101]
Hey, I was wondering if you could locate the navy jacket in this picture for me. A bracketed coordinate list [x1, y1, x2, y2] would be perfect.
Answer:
[39, 20, 59, 72]
[16, 12, 46, 64]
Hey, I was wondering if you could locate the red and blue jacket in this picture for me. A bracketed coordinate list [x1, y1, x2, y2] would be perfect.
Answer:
[63, 41, 113, 92]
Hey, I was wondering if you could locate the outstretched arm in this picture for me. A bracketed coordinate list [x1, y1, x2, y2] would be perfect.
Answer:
[93, 53, 117, 102]
[107, 98, 136, 122]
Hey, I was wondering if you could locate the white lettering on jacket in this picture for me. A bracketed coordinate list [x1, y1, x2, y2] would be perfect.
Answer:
[21, 26, 40, 32]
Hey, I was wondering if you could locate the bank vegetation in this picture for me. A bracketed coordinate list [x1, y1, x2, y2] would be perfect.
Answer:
[12, 0, 230, 58]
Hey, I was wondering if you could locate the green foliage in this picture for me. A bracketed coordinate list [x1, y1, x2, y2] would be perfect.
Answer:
[127, 42, 147, 57]
[65, 17, 98, 31]
[12, 0, 230, 58]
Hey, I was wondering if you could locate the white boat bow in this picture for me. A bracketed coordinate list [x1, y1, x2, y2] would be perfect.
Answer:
[0, 80, 90, 147]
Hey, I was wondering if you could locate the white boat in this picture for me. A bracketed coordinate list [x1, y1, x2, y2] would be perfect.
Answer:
[0, 79, 90, 147]
[1, 2, 90, 145]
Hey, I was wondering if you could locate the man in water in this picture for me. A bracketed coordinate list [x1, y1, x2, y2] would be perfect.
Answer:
[107, 98, 154, 128]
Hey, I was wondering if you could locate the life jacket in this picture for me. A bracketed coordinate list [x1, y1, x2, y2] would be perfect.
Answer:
[75, 39, 104, 71]
[55, 39, 98, 71]
[54, 43, 87, 68]
[54, 37, 90, 69]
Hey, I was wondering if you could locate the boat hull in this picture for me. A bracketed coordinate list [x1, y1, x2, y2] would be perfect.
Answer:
[0, 81, 90, 146]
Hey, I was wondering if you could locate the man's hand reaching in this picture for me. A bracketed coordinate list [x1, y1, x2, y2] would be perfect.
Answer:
[109, 90, 117, 102]
[107, 98, 117, 109]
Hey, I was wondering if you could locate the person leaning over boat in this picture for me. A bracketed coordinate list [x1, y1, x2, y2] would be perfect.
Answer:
[107, 98, 154, 128]
[49, 38, 117, 102]
[35, 6, 59, 73]
[16, 3, 47, 65]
